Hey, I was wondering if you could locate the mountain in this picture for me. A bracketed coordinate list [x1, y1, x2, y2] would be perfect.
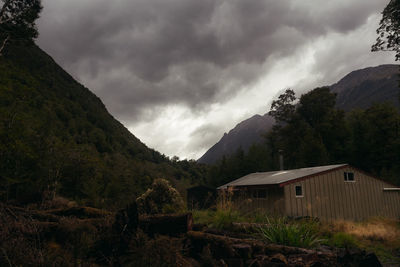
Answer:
[198, 114, 274, 164]
[0, 40, 202, 207]
[331, 64, 399, 111]
[199, 64, 399, 164]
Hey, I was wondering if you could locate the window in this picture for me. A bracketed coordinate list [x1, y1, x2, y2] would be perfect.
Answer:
[295, 186, 303, 197]
[344, 172, 355, 182]
[257, 189, 267, 198]
[252, 189, 267, 198]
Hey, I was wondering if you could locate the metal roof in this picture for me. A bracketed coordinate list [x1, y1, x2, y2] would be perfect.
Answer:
[218, 164, 348, 189]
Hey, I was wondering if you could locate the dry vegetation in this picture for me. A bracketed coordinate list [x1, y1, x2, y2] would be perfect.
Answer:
[0, 183, 397, 266]
[319, 217, 400, 264]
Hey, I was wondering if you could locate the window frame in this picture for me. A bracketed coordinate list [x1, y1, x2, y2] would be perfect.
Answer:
[344, 172, 355, 182]
[295, 185, 303, 197]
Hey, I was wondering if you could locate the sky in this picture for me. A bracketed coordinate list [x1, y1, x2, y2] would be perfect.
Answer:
[36, 0, 396, 160]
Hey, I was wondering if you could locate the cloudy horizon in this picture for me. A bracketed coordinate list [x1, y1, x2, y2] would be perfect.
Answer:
[36, 0, 396, 160]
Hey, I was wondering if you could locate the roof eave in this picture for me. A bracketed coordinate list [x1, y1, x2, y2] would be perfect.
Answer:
[278, 164, 349, 187]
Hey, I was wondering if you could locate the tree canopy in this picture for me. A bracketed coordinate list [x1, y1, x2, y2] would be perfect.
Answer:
[0, 0, 42, 39]
[372, 0, 400, 61]
[268, 89, 296, 123]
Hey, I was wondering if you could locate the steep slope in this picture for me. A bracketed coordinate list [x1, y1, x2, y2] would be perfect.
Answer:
[199, 64, 399, 165]
[198, 114, 274, 164]
[0, 40, 201, 207]
[331, 64, 399, 110]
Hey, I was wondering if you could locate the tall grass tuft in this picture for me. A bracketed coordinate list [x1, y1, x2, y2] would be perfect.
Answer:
[258, 217, 323, 248]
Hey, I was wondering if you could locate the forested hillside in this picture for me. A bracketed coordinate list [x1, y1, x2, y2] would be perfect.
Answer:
[199, 64, 399, 165]
[0, 40, 206, 208]
[207, 87, 400, 188]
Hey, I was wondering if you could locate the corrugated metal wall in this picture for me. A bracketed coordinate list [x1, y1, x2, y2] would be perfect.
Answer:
[284, 167, 400, 221]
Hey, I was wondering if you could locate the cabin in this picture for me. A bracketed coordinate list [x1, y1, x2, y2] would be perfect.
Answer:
[218, 164, 400, 221]
[187, 185, 216, 210]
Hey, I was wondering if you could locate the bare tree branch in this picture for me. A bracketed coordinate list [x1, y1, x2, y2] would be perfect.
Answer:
[0, 34, 9, 56]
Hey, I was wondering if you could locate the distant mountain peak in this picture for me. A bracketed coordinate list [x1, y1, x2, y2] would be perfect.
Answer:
[197, 113, 274, 164]
[331, 64, 399, 111]
[198, 64, 399, 165]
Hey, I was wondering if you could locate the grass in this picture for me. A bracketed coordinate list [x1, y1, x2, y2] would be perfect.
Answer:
[192, 209, 246, 230]
[193, 194, 400, 264]
[257, 217, 324, 248]
[321, 217, 400, 264]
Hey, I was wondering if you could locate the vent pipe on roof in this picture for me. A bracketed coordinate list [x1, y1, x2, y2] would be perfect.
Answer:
[279, 149, 284, 171]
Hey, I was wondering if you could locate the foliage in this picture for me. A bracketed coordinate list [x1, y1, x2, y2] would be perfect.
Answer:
[258, 217, 323, 248]
[136, 178, 184, 215]
[266, 88, 400, 185]
[0, 41, 206, 208]
[372, 0, 400, 61]
[206, 86, 400, 189]
[268, 88, 296, 123]
[206, 144, 274, 187]
[320, 218, 400, 264]
[211, 209, 244, 230]
[0, 0, 42, 50]
[328, 232, 359, 249]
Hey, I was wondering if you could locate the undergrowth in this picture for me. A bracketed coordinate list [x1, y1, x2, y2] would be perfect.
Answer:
[257, 217, 323, 248]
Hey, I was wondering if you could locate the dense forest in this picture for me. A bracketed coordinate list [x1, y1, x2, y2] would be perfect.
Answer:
[0, 40, 208, 208]
[207, 88, 400, 188]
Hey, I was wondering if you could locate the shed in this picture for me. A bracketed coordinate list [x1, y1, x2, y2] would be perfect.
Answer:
[187, 185, 216, 210]
[218, 164, 400, 221]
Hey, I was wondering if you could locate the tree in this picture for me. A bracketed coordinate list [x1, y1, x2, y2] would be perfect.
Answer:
[372, 0, 400, 102]
[136, 178, 184, 214]
[372, 0, 400, 61]
[0, 0, 42, 54]
[268, 89, 296, 123]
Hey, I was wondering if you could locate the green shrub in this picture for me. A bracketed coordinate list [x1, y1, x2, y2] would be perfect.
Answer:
[192, 209, 245, 230]
[329, 232, 358, 249]
[212, 209, 244, 230]
[258, 217, 323, 248]
[136, 179, 184, 215]
[192, 209, 215, 225]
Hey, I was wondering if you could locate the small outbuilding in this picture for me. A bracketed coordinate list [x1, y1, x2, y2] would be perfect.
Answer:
[218, 164, 400, 221]
[187, 185, 216, 210]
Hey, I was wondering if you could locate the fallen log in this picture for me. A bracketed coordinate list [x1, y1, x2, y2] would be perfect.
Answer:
[187, 230, 329, 256]
[139, 213, 193, 236]
[45, 206, 111, 218]
[1, 204, 61, 222]
[186, 231, 339, 266]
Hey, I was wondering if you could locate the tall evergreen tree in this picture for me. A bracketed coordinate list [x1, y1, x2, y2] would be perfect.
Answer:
[0, 0, 42, 55]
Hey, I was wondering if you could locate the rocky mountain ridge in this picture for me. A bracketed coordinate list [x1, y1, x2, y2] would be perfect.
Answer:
[198, 64, 399, 164]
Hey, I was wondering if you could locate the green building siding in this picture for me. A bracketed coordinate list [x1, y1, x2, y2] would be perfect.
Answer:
[284, 167, 400, 221]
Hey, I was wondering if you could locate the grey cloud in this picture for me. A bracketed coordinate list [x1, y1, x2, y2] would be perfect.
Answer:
[37, 0, 384, 122]
[187, 123, 224, 154]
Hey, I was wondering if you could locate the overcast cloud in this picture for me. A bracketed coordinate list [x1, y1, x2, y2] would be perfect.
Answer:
[37, 0, 396, 159]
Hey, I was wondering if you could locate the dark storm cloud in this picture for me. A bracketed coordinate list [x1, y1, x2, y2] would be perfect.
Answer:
[37, 0, 385, 121]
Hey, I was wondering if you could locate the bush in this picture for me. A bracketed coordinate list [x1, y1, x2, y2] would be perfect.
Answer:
[329, 232, 358, 249]
[136, 179, 184, 215]
[258, 217, 323, 248]
[212, 209, 244, 230]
